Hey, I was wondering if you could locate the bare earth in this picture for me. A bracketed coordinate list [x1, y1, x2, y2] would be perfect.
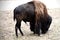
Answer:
[0, 8, 60, 40]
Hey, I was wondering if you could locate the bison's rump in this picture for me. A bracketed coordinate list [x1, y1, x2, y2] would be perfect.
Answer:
[13, 1, 35, 21]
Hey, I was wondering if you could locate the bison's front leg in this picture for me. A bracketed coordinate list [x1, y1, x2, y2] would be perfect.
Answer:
[35, 22, 41, 36]
[30, 21, 35, 33]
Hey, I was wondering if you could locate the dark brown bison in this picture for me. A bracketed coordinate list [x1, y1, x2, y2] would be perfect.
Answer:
[13, 1, 52, 37]
[14, 1, 35, 37]
[32, 1, 52, 35]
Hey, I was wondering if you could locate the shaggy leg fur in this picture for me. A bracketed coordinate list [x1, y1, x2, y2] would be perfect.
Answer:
[30, 22, 35, 32]
[34, 21, 41, 36]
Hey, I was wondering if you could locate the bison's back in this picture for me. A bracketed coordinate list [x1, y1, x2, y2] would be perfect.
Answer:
[13, 1, 35, 22]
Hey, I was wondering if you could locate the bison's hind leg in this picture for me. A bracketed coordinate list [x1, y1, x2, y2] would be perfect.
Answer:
[15, 24, 18, 37]
[15, 20, 24, 37]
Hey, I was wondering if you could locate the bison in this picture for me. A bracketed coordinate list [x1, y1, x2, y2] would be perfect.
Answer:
[32, 1, 52, 35]
[14, 1, 35, 37]
[13, 1, 52, 37]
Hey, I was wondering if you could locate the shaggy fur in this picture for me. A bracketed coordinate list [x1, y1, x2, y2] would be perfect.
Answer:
[32, 1, 50, 35]
[13, 1, 52, 37]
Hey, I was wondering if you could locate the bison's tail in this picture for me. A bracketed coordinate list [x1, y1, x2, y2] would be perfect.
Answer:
[13, 9, 16, 21]
[13, 14, 15, 21]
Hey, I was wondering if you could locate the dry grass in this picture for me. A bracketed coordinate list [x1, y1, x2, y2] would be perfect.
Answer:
[0, 8, 60, 40]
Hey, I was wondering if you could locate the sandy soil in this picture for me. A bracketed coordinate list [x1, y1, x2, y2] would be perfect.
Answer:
[0, 8, 60, 40]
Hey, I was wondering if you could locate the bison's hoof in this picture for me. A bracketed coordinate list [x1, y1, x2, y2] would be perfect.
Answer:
[38, 33, 40, 36]
[42, 31, 47, 34]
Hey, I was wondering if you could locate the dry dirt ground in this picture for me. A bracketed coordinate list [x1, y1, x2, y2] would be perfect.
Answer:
[0, 8, 60, 40]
